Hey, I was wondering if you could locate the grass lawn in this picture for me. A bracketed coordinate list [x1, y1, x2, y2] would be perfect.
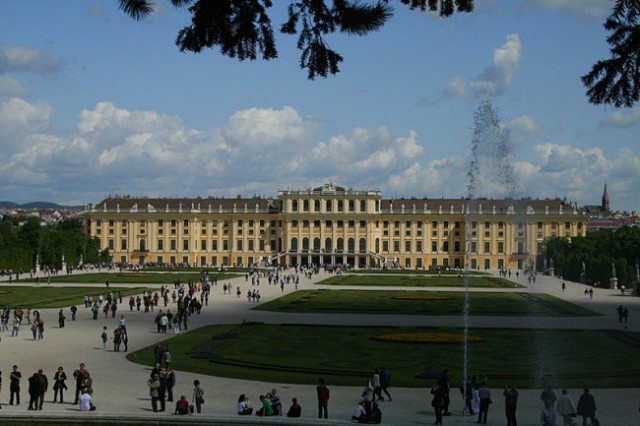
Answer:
[318, 274, 521, 288]
[0, 286, 153, 309]
[19, 272, 240, 285]
[253, 289, 598, 316]
[128, 323, 640, 388]
[350, 269, 489, 276]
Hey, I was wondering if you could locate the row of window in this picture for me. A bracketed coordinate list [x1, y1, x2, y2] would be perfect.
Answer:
[289, 199, 379, 213]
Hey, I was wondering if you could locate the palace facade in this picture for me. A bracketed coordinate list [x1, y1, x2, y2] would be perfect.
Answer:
[83, 182, 588, 270]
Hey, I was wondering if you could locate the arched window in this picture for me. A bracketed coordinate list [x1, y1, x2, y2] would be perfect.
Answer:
[292, 200, 298, 212]
[325, 238, 332, 252]
[337, 238, 344, 252]
[313, 238, 321, 252]
[302, 238, 309, 251]
[359, 238, 366, 253]
[348, 238, 355, 253]
[375, 238, 380, 253]
[337, 200, 344, 212]
[326, 200, 332, 212]
[140, 239, 146, 251]
[314, 200, 321, 212]
[291, 237, 298, 252]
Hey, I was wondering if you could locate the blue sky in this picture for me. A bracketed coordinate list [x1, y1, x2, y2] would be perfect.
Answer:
[0, 0, 638, 212]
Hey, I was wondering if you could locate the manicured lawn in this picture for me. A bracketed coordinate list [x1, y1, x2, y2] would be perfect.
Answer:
[0, 286, 152, 309]
[19, 272, 240, 285]
[318, 274, 521, 288]
[128, 323, 640, 388]
[350, 269, 489, 276]
[253, 289, 598, 316]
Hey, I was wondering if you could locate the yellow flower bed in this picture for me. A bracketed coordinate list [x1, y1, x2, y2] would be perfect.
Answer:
[120, 273, 149, 277]
[0, 290, 9, 294]
[392, 295, 450, 300]
[374, 332, 483, 343]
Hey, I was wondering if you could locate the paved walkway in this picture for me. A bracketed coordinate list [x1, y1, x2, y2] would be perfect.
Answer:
[0, 269, 638, 425]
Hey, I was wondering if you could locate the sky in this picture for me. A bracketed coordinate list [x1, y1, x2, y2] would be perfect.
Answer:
[0, 0, 638, 212]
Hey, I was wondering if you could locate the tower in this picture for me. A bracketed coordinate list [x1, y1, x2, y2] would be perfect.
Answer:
[602, 183, 610, 214]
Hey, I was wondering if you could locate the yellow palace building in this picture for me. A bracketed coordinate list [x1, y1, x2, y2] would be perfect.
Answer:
[83, 182, 587, 270]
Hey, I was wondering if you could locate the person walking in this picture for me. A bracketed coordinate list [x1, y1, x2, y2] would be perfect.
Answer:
[503, 384, 518, 426]
[192, 379, 204, 414]
[52, 366, 67, 403]
[576, 388, 596, 426]
[316, 377, 330, 419]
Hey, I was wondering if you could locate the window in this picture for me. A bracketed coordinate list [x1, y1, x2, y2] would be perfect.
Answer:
[405, 221, 411, 228]
[97, 220, 104, 227]
[394, 241, 400, 252]
[223, 240, 229, 250]
[303, 220, 310, 228]
[348, 220, 355, 228]
[454, 241, 460, 252]
[348, 200, 355, 212]
[292, 200, 298, 212]
[109, 220, 115, 227]
[360, 200, 366, 212]
[565, 222, 571, 229]
[360, 220, 366, 228]
[455, 221, 461, 229]
[443, 241, 449, 252]
[314, 220, 321, 228]
[183, 220, 189, 227]
[183, 239, 189, 250]
[432, 221, 438, 228]
[314, 200, 321, 212]
[237, 239, 243, 251]
[121, 239, 127, 250]
[416, 241, 422, 252]
[122, 220, 127, 227]
[359, 238, 366, 252]
[108, 239, 114, 250]
[170, 239, 176, 250]
[201, 239, 207, 250]
[405, 241, 411, 252]
[212, 240, 218, 250]
[337, 220, 344, 228]
[259, 240, 265, 250]
[383, 240, 389, 252]
[171, 219, 177, 227]
[444, 221, 449, 228]
[484, 242, 490, 253]
[432, 241, 437, 252]
[326, 200, 332, 212]
[292, 220, 298, 227]
[303, 200, 309, 211]
[498, 221, 504, 228]
[395, 221, 400, 228]
[248, 220, 254, 227]
[326, 220, 332, 227]
[470, 241, 476, 253]
[158, 239, 164, 250]
[338, 200, 344, 212]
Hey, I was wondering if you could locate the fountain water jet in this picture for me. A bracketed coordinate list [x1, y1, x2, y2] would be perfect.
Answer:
[463, 98, 520, 423]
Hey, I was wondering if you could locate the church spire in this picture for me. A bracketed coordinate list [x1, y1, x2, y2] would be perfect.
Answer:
[602, 183, 610, 213]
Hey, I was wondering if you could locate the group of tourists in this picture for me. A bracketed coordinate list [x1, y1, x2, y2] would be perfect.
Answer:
[0, 363, 95, 412]
[431, 374, 601, 426]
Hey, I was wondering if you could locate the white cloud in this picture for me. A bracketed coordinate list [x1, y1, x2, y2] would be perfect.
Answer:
[0, 45, 62, 75]
[0, 97, 53, 154]
[599, 108, 640, 128]
[447, 34, 522, 98]
[0, 75, 28, 96]
[508, 115, 540, 142]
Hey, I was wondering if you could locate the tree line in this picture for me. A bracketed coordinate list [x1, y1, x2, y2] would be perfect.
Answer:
[0, 217, 110, 273]
[541, 226, 640, 289]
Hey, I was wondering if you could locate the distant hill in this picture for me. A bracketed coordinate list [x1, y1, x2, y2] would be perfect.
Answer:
[0, 201, 83, 210]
